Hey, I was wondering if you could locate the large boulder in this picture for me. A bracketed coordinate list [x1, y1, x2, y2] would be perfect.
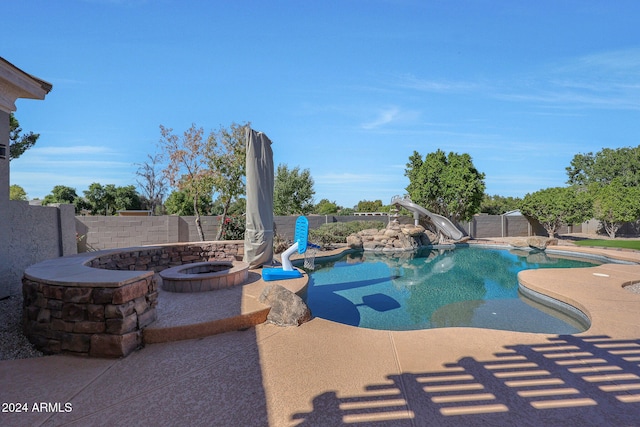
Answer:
[510, 238, 528, 248]
[401, 224, 426, 237]
[347, 234, 363, 249]
[258, 284, 311, 327]
[421, 231, 437, 246]
[363, 241, 383, 251]
[359, 228, 381, 236]
[527, 236, 558, 250]
[511, 236, 558, 250]
[347, 222, 434, 252]
[384, 228, 401, 238]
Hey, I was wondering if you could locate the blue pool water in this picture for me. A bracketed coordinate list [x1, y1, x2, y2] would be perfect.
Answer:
[305, 246, 601, 333]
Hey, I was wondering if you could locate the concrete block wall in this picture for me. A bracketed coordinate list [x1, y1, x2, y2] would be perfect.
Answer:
[467, 215, 532, 238]
[77, 215, 402, 251]
[466, 215, 581, 239]
[77, 216, 171, 251]
[580, 218, 640, 237]
[1, 202, 76, 297]
[177, 216, 220, 242]
[77, 215, 227, 251]
[75, 213, 591, 252]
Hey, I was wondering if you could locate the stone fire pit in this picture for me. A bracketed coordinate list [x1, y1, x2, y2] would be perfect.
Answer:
[160, 260, 250, 292]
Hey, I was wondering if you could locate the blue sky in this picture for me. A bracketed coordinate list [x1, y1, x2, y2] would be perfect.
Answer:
[6, 0, 640, 208]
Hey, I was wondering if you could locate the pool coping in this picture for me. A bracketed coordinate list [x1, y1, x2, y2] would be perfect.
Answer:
[306, 240, 640, 338]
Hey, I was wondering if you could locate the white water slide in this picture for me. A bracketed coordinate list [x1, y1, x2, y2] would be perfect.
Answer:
[392, 195, 465, 241]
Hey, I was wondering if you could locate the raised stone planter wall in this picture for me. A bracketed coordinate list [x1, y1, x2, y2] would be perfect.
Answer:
[86, 242, 243, 272]
[23, 241, 244, 358]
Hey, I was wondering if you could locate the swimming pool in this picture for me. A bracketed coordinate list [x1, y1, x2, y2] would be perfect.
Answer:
[305, 246, 602, 333]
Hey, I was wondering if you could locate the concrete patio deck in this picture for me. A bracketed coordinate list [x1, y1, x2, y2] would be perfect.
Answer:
[1, 243, 640, 426]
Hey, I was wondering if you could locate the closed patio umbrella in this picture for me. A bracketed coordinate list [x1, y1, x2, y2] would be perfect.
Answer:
[244, 128, 274, 268]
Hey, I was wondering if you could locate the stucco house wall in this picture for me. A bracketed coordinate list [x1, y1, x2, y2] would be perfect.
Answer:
[0, 108, 10, 297]
[0, 57, 74, 298]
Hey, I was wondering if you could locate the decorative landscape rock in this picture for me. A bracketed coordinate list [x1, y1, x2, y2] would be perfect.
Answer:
[511, 236, 558, 250]
[258, 284, 311, 327]
[346, 234, 363, 248]
[348, 223, 436, 252]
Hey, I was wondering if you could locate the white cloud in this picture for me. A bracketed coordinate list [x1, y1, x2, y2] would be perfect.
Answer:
[360, 106, 421, 130]
[10, 143, 137, 199]
[495, 48, 640, 111]
[570, 48, 640, 74]
[29, 145, 115, 155]
[361, 107, 400, 130]
[495, 89, 640, 111]
[15, 159, 132, 169]
[394, 74, 483, 93]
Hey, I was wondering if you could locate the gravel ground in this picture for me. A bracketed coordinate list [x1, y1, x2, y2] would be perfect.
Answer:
[0, 294, 43, 360]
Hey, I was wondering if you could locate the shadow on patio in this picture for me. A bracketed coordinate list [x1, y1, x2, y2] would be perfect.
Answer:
[292, 334, 640, 426]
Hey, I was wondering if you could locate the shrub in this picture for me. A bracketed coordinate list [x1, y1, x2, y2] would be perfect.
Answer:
[220, 214, 245, 240]
[273, 233, 290, 254]
[309, 220, 385, 247]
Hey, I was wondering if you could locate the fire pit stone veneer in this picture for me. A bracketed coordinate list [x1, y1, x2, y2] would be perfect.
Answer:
[160, 260, 249, 292]
[22, 241, 244, 358]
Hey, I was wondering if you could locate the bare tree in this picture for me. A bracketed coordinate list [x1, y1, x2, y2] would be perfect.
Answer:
[135, 153, 168, 215]
[158, 124, 212, 241]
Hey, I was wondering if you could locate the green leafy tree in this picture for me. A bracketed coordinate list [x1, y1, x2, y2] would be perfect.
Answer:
[592, 179, 640, 238]
[565, 146, 640, 236]
[9, 113, 39, 161]
[9, 184, 28, 200]
[481, 194, 522, 215]
[42, 185, 86, 213]
[165, 189, 213, 215]
[273, 164, 315, 215]
[84, 183, 113, 215]
[159, 124, 213, 240]
[405, 151, 425, 204]
[83, 183, 141, 215]
[519, 187, 592, 238]
[315, 199, 339, 215]
[566, 146, 640, 187]
[114, 185, 142, 212]
[43, 185, 79, 205]
[357, 200, 383, 212]
[206, 122, 248, 240]
[405, 149, 485, 222]
[211, 196, 245, 216]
